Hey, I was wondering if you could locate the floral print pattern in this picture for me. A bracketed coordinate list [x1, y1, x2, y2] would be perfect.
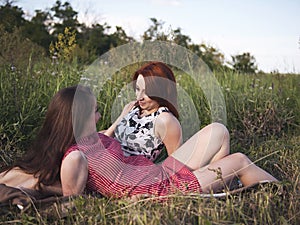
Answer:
[114, 107, 170, 161]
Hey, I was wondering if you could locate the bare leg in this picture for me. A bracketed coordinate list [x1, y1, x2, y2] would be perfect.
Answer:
[193, 153, 278, 193]
[172, 123, 230, 170]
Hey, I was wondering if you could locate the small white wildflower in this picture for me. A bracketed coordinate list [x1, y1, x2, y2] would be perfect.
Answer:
[80, 77, 91, 81]
[17, 204, 24, 210]
[268, 86, 273, 90]
[11, 66, 16, 72]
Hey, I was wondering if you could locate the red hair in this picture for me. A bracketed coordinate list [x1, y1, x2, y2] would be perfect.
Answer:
[133, 62, 179, 118]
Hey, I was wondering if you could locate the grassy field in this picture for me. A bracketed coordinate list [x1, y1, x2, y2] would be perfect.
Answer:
[0, 59, 299, 224]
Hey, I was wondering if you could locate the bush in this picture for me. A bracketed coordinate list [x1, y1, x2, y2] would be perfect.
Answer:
[0, 26, 46, 72]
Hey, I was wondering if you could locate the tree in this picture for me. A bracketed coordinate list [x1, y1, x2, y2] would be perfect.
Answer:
[22, 10, 53, 50]
[172, 28, 191, 48]
[50, 0, 81, 36]
[200, 44, 224, 70]
[109, 26, 134, 47]
[0, 0, 26, 32]
[142, 18, 169, 41]
[188, 43, 224, 70]
[77, 23, 111, 56]
[141, 18, 225, 71]
[231, 52, 257, 74]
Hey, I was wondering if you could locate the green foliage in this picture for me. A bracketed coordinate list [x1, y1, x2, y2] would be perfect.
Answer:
[0, 26, 46, 71]
[0, 1, 299, 224]
[172, 28, 192, 48]
[110, 26, 135, 46]
[0, 1, 255, 72]
[1, 176, 299, 224]
[0, 1, 121, 63]
[189, 43, 225, 71]
[76, 23, 113, 62]
[141, 18, 225, 71]
[49, 27, 77, 62]
[0, 57, 299, 224]
[231, 52, 258, 74]
[0, 59, 80, 167]
[50, 0, 81, 36]
[22, 10, 53, 50]
[215, 71, 299, 147]
[142, 18, 170, 41]
[0, 1, 26, 32]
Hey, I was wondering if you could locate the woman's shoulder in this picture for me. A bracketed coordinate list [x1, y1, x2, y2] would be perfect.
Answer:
[155, 109, 181, 130]
[154, 109, 182, 142]
[63, 147, 84, 161]
[156, 107, 176, 118]
[63, 150, 87, 165]
[156, 111, 179, 124]
[63, 140, 86, 161]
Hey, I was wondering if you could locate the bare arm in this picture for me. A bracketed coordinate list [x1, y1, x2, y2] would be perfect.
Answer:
[155, 112, 182, 155]
[104, 101, 136, 137]
[60, 150, 88, 196]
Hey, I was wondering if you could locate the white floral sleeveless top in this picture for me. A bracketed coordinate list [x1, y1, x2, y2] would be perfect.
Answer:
[114, 106, 170, 161]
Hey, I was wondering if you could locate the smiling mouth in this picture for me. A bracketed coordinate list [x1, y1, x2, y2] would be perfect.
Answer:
[138, 101, 147, 107]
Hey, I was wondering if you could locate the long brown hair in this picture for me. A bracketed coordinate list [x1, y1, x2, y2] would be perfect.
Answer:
[7, 85, 94, 189]
[133, 61, 179, 118]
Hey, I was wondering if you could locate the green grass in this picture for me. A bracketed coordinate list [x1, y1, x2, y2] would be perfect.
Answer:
[0, 61, 299, 224]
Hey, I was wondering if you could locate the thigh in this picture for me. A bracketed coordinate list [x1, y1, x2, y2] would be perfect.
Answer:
[171, 123, 229, 170]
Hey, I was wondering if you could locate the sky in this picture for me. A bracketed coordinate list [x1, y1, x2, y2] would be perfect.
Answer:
[16, 0, 300, 73]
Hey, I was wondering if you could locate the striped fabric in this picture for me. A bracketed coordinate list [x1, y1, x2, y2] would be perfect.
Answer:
[63, 132, 201, 198]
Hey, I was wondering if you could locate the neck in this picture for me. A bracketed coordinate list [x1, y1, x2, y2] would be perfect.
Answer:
[139, 107, 159, 117]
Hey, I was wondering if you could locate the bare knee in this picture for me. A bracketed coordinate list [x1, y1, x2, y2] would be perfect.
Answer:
[231, 152, 252, 167]
[209, 122, 229, 140]
[209, 123, 230, 155]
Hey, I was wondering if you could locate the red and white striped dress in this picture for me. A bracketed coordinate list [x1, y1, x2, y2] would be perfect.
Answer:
[63, 132, 201, 198]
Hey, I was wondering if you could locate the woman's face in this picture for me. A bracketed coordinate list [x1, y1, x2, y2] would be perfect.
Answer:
[135, 74, 159, 113]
